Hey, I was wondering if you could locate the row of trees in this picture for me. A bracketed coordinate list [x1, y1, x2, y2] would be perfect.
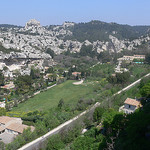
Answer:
[107, 72, 130, 85]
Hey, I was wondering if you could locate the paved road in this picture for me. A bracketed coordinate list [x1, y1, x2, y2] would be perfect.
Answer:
[89, 62, 100, 68]
[73, 80, 84, 85]
[34, 84, 57, 96]
[114, 72, 150, 96]
[18, 102, 100, 150]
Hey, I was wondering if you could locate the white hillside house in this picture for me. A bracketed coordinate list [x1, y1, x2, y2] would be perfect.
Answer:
[119, 98, 142, 114]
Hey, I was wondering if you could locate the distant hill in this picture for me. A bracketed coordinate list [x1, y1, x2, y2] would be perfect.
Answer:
[0, 19, 150, 57]
[64, 20, 150, 42]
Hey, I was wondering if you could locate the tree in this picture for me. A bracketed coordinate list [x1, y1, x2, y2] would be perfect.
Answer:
[107, 72, 130, 85]
[22, 128, 34, 142]
[14, 99, 18, 107]
[35, 121, 47, 136]
[58, 99, 64, 109]
[140, 82, 150, 98]
[14, 75, 32, 94]
[80, 44, 97, 58]
[30, 67, 40, 79]
[93, 107, 105, 122]
[5, 103, 11, 111]
[0, 71, 4, 86]
[46, 134, 65, 150]
[107, 75, 117, 84]
[81, 71, 85, 78]
[145, 53, 150, 64]
[71, 136, 95, 150]
[46, 48, 55, 58]
[116, 72, 130, 84]
[97, 51, 112, 63]
[59, 44, 64, 49]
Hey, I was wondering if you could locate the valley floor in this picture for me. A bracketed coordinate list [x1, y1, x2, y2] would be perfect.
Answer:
[11, 80, 96, 112]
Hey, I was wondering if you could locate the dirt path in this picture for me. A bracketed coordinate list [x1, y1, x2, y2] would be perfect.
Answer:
[73, 80, 84, 85]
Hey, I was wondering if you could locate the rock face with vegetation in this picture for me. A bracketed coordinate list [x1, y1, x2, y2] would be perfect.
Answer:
[0, 19, 150, 58]
[0, 19, 150, 77]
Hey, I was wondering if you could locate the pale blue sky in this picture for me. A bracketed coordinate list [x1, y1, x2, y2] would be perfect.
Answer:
[0, 0, 149, 26]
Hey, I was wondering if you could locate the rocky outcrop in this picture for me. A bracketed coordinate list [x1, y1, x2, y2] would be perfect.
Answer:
[0, 19, 150, 58]
[0, 19, 150, 77]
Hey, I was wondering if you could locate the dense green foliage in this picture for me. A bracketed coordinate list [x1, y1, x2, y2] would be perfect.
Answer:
[64, 20, 150, 42]
[14, 75, 33, 94]
[97, 51, 112, 63]
[30, 67, 40, 79]
[0, 71, 4, 86]
[93, 107, 105, 122]
[79, 44, 97, 58]
[107, 72, 130, 84]
[46, 48, 55, 58]
[145, 53, 150, 64]
[140, 80, 150, 98]
[0, 108, 6, 116]
[69, 103, 150, 150]
[113, 104, 150, 150]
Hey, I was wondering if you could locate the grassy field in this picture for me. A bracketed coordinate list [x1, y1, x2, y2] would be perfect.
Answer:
[12, 80, 96, 112]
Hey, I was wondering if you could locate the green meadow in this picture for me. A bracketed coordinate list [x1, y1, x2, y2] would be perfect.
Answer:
[12, 80, 96, 112]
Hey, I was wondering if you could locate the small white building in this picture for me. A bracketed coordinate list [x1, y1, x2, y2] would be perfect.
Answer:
[118, 55, 145, 62]
[0, 102, 5, 108]
[119, 98, 142, 114]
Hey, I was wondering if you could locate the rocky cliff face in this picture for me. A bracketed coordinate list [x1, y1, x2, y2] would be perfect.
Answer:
[0, 19, 149, 77]
[0, 19, 150, 59]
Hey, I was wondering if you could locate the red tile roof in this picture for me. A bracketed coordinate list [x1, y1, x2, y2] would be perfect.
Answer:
[6, 123, 35, 134]
[0, 116, 16, 124]
[72, 72, 81, 76]
[124, 98, 141, 107]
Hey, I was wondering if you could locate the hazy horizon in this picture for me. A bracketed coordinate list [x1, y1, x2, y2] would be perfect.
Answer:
[0, 0, 150, 26]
